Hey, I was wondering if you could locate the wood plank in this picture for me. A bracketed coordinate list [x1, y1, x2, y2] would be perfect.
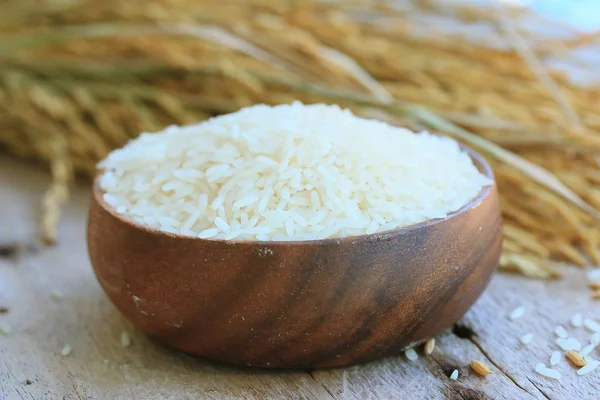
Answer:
[1, 154, 599, 399]
[461, 270, 600, 400]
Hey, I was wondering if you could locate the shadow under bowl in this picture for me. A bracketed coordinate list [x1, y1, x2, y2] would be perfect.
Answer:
[87, 146, 502, 368]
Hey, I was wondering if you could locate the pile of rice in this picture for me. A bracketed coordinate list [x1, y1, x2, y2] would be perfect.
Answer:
[98, 102, 492, 241]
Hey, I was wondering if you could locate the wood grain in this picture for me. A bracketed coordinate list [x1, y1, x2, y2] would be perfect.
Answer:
[1, 155, 599, 399]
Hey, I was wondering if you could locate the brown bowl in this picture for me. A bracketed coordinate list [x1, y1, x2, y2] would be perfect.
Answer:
[87, 147, 502, 368]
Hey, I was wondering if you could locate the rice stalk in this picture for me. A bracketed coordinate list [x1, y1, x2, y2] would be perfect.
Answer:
[495, 10, 585, 133]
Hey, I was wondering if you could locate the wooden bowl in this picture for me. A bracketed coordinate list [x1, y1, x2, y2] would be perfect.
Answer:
[87, 147, 502, 368]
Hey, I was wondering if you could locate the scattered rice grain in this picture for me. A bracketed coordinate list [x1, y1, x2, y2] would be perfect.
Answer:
[535, 363, 561, 380]
[509, 306, 526, 321]
[580, 344, 596, 357]
[424, 338, 435, 355]
[571, 313, 583, 328]
[584, 319, 600, 332]
[520, 333, 534, 345]
[61, 345, 72, 357]
[577, 359, 600, 376]
[449, 369, 459, 380]
[550, 351, 561, 366]
[120, 331, 131, 347]
[554, 325, 568, 338]
[556, 337, 581, 351]
[470, 360, 491, 376]
[405, 347, 418, 361]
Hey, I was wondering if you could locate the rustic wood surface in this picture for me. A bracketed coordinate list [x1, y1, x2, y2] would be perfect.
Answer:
[0, 154, 598, 400]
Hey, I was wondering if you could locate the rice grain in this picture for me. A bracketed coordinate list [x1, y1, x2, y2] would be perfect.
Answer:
[61, 345, 72, 357]
[509, 306, 526, 321]
[98, 103, 491, 241]
[571, 313, 583, 328]
[470, 360, 491, 377]
[556, 337, 581, 351]
[550, 351, 561, 366]
[566, 351, 587, 367]
[449, 369, 459, 380]
[520, 333, 534, 345]
[584, 319, 600, 333]
[535, 363, 561, 380]
[577, 359, 600, 376]
[120, 331, 131, 347]
[424, 338, 436, 355]
[580, 344, 596, 357]
[554, 325, 568, 338]
[405, 347, 418, 361]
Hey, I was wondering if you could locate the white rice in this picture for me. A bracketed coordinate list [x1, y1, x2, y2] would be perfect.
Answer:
[405, 347, 419, 361]
[556, 337, 581, 351]
[580, 343, 596, 357]
[535, 363, 561, 380]
[554, 325, 568, 338]
[98, 102, 492, 240]
[120, 331, 131, 347]
[550, 351, 561, 366]
[584, 319, 600, 333]
[449, 369, 459, 380]
[520, 333, 534, 345]
[509, 306, 526, 321]
[61, 345, 72, 357]
[577, 359, 600, 376]
[571, 313, 583, 328]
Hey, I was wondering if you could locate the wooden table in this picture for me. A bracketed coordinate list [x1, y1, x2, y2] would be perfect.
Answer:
[1, 154, 598, 399]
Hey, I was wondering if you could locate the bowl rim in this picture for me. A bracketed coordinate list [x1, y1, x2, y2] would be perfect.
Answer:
[92, 144, 495, 246]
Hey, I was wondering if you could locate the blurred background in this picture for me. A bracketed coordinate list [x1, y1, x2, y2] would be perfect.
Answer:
[1, 0, 600, 279]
